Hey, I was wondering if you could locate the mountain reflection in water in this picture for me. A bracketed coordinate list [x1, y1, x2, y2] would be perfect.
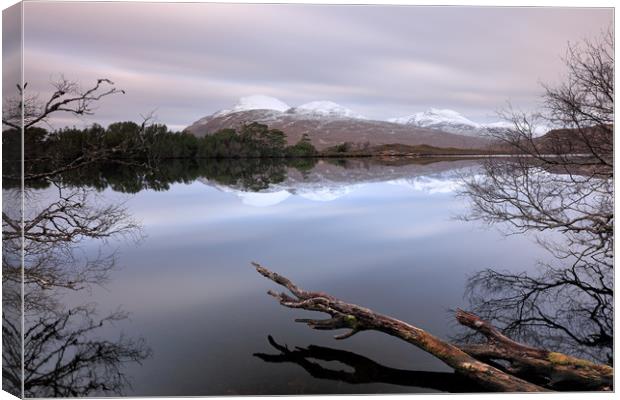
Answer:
[3, 157, 611, 396]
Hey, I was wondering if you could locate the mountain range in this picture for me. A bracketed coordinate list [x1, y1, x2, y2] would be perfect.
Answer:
[185, 96, 508, 150]
[387, 108, 514, 136]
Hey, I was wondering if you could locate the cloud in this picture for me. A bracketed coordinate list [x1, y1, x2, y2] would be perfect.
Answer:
[18, 2, 613, 128]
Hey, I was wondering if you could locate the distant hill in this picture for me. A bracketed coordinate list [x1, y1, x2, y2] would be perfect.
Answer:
[488, 125, 612, 155]
[185, 96, 492, 150]
[535, 125, 612, 153]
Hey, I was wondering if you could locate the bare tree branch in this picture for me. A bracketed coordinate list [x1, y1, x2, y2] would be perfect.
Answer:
[2, 76, 125, 130]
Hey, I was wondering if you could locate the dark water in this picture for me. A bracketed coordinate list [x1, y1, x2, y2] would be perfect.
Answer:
[15, 158, 561, 396]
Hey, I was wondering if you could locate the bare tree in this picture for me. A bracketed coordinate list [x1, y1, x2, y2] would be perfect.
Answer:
[484, 27, 612, 168]
[459, 28, 613, 366]
[2, 76, 155, 182]
[542, 28, 613, 161]
[2, 76, 124, 131]
[2, 75, 152, 396]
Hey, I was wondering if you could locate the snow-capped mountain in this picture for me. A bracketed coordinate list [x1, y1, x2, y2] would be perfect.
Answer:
[211, 96, 367, 120]
[185, 96, 491, 150]
[213, 95, 291, 117]
[292, 101, 367, 120]
[389, 108, 514, 137]
[389, 108, 477, 128]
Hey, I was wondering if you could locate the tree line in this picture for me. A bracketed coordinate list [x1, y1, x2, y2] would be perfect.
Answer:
[2, 121, 318, 162]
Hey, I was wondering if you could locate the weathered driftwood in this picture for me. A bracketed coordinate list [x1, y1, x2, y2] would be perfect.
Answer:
[252, 262, 612, 392]
[252, 263, 546, 392]
[455, 310, 613, 390]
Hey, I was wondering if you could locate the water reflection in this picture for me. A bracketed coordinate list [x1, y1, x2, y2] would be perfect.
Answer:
[8, 157, 478, 196]
[2, 187, 22, 397]
[4, 158, 314, 194]
[2, 182, 151, 397]
[4, 156, 612, 395]
[255, 335, 485, 393]
[459, 157, 613, 366]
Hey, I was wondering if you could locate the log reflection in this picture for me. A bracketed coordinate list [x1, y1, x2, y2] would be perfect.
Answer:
[254, 335, 485, 393]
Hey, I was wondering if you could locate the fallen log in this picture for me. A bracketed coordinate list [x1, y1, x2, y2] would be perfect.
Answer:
[252, 262, 546, 392]
[252, 262, 612, 392]
[455, 309, 613, 390]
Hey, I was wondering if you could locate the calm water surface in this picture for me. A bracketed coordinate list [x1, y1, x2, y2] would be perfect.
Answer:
[37, 159, 554, 395]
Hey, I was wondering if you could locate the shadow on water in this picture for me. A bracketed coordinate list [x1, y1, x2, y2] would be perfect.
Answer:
[254, 335, 486, 393]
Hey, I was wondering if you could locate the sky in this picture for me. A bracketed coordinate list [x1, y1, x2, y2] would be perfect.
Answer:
[6, 2, 614, 130]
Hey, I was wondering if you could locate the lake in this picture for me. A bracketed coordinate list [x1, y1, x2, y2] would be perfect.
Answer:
[15, 158, 565, 395]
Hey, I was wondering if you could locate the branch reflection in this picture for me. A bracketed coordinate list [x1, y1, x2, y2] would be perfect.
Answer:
[254, 336, 485, 393]
[2, 182, 151, 397]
